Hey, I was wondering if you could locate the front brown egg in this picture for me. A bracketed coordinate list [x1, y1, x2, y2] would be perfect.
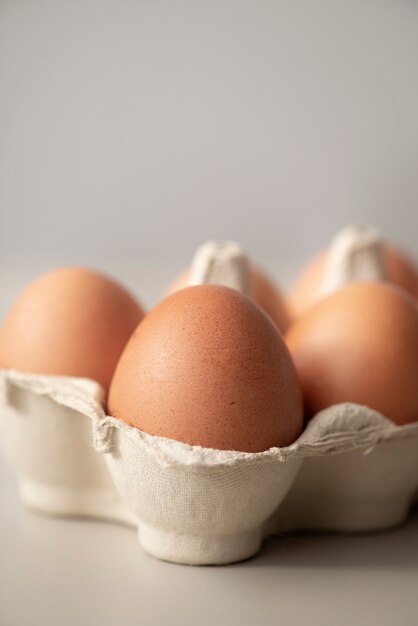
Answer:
[108, 285, 303, 452]
[0, 267, 145, 391]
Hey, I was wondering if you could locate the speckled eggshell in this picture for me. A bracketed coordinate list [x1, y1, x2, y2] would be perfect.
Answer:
[108, 285, 303, 452]
[168, 265, 292, 333]
[286, 282, 418, 425]
[289, 244, 418, 318]
[0, 267, 145, 391]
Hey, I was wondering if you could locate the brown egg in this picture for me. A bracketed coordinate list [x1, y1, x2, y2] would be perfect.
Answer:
[289, 244, 418, 318]
[168, 266, 292, 333]
[286, 282, 418, 425]
[108, 285, 303, 452]
[0, 267, 145, 390]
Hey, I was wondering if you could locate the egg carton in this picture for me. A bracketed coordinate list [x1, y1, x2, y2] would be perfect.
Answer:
[1, 368, 417, 566]
[0, 229, 417, 566]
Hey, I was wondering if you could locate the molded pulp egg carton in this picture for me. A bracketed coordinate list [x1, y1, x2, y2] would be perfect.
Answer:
[0, 227, 418, 566]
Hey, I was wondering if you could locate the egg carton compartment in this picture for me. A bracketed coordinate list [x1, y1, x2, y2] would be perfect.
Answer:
[0, 369, 136, 526]
[93, 402, 418, 565]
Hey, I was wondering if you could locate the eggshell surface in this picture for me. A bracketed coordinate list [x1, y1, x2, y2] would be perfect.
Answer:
[108, 285, 303, 452]
[286, 282, 418, 425]
[0, 267, 145, 390]
[168, 265, 292, 333]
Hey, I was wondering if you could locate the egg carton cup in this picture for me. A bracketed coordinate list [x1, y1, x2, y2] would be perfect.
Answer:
[0, 369, 136, 526]
[89, 402, 418, 565]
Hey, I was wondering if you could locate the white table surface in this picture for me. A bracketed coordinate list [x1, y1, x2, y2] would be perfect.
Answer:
[1, 267, 418, 626]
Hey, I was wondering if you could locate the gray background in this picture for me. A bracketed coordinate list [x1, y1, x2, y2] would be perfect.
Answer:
[1, 0, 418, 310]
[1, 1, 418, 625]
